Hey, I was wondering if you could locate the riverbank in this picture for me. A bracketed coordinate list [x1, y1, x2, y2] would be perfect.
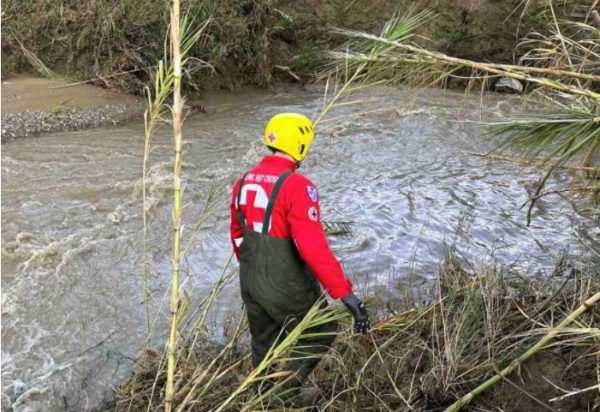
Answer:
[2, 1, 591, 142]
[1, 75, 145, 142]
[0, 75, 312, 142]
[105, 254, 600, 411]
[3, 1, 580, 93]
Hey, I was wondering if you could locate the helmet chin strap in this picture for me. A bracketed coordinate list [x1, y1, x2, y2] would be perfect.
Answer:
[295, 161, 302, 169]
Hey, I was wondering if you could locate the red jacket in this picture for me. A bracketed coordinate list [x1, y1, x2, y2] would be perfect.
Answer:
[230, 155, 352, 299]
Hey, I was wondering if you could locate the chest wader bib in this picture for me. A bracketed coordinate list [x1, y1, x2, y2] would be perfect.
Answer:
[236, 170, 338, 388]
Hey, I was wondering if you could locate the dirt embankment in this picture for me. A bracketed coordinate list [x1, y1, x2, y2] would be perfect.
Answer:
[2, 75, 141, 113]
[2, 0, 566, 91]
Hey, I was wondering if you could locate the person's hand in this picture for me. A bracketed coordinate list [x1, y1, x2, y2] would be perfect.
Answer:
[341, 292, 371, 334]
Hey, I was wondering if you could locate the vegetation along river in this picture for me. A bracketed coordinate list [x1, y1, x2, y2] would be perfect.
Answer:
[1, 86, 597, 411]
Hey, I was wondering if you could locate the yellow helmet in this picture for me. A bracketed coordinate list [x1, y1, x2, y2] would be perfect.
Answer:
[263, 113, 315, 161]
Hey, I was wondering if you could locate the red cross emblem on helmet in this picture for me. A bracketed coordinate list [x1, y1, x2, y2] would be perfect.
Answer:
[267, 131, 277, 143]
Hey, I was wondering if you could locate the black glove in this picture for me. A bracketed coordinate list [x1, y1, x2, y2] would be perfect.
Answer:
[342, 292, 371, 334]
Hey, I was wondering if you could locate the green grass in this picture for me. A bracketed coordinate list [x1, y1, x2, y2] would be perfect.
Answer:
[293, 44, 322, 76]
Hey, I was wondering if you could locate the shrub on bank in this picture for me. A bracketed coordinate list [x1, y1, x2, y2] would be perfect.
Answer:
[2, 0, 572, 93]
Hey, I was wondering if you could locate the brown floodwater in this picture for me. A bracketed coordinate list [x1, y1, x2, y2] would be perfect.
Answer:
[1, 86, 597, 411]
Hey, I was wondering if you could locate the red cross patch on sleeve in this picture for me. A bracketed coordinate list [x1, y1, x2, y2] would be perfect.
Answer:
[308, 206, 319, 221]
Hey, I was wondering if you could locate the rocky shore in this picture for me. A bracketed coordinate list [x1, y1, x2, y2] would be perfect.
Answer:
[1, 75, 145, 142]
[1, 103, 144, 142]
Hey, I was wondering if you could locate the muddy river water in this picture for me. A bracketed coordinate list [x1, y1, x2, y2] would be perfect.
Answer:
[1, 86, 597, 411]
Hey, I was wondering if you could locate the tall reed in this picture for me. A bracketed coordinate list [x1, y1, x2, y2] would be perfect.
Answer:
[142, 60, 167, 342]
[165, 0, 183, 410]
[139, 2, 211, 410]
[140, 3, 208, 346]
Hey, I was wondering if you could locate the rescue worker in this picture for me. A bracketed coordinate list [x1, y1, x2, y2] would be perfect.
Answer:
[229, 112, 370, 403]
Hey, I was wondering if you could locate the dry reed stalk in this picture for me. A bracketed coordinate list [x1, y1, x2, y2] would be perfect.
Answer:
[50, 68, 150, 88]
[213, 300, 348, 412]
[549, 384, 600, 402]
[176, 309, 248, 411]
[330, 26, 600, 100]
[165, 0, 183, 410]
[184, 254, 235, 359]
[10, 30, 55, 78]
[444, 292, 600, 412]
[142, 59, 167, 342]
[467, 152, 600, 173]
[314, 10, 435, 126]
[142, 112, 152, 341]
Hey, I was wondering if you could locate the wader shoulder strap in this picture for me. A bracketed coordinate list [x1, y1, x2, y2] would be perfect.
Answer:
[262, 170, 292, 234]
[236, 172, 250, 229]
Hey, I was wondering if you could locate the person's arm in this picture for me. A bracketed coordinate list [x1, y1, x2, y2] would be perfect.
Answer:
[230, 178, 243, 260]
[286, 175, 370, 334]
[286, 176, 352, 299]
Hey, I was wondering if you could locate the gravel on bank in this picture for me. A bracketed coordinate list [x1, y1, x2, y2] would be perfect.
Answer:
[1, 103, 145, 143]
